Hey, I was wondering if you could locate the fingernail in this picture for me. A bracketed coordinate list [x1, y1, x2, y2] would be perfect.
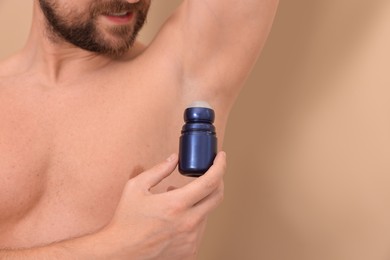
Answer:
[220, 151, 226, 158]
[166, 154, 176, 162]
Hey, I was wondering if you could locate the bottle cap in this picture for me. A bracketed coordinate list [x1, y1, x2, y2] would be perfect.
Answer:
[184, 101, 215, 123]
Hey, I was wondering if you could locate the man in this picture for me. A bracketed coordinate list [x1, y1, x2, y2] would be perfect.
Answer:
[0, 0, 278, 258]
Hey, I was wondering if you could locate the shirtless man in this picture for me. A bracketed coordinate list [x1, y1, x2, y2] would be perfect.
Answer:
[0, 0, 278, 258]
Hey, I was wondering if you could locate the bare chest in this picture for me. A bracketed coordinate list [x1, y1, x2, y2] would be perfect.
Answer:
[0, 81, 185, 247]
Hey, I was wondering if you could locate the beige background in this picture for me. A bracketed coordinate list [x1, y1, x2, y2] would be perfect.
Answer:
[2, 1, 390, 259]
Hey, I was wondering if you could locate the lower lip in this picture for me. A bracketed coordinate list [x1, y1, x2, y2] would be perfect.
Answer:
[104, 12, 134, 24]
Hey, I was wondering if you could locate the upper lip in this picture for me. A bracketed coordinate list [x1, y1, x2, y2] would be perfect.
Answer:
[102, 8, 133, 15]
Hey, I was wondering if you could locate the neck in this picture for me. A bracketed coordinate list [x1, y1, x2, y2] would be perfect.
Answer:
[19, 2, 115, 85]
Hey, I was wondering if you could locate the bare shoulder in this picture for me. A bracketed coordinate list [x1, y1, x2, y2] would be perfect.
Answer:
[0, 56, 16, 77]
[0, 52, 28, 80]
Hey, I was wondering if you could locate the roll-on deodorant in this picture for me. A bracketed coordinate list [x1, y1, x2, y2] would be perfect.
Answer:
[179, 101, 217, 177]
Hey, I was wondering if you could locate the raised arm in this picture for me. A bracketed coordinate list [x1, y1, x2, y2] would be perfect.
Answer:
[150, 0, 279, 102]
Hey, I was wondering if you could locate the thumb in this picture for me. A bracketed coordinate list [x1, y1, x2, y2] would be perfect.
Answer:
[136, 154, 178, 191]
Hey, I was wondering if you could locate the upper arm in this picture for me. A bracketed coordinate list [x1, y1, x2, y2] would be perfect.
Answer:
[147, 0, 279, 105]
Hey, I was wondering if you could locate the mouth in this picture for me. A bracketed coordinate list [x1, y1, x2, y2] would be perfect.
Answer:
[103, 11, 134, 24]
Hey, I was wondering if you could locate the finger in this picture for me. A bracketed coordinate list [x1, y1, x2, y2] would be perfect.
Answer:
[170, 151, 226, 207]
[136, 154, 178, 190]
[190, 181, 224, 219]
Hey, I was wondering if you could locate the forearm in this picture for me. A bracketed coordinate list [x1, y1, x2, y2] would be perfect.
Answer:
[184, 0, 279, 29]
[0, 229, 116, 260]
[192, 0, 277, 15]
[0, 244, 72, 260]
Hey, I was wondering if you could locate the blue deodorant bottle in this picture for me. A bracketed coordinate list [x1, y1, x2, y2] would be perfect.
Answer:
[179, 101, 217, 177]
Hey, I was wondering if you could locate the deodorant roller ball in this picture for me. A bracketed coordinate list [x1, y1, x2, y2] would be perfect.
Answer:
[179, 101, 217, 177]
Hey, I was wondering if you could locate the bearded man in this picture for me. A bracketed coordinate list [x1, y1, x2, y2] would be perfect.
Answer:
[0, 0, 278, 258]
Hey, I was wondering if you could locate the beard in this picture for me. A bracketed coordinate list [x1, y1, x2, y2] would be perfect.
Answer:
[38, 0, 149, 57]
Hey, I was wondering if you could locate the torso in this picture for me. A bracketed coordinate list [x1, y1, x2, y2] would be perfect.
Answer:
[0, 45, 227, 248]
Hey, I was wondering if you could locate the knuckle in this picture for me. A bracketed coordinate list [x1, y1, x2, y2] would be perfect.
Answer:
[166, 200, 185, 216]
[180, 217, 199, 233]
[205, 177, 219, 190]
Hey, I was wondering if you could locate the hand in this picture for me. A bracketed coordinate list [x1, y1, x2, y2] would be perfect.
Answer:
[102, 152, 226, 260]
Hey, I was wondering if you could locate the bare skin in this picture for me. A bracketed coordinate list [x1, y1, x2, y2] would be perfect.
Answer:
[0, 0, 278, 258]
